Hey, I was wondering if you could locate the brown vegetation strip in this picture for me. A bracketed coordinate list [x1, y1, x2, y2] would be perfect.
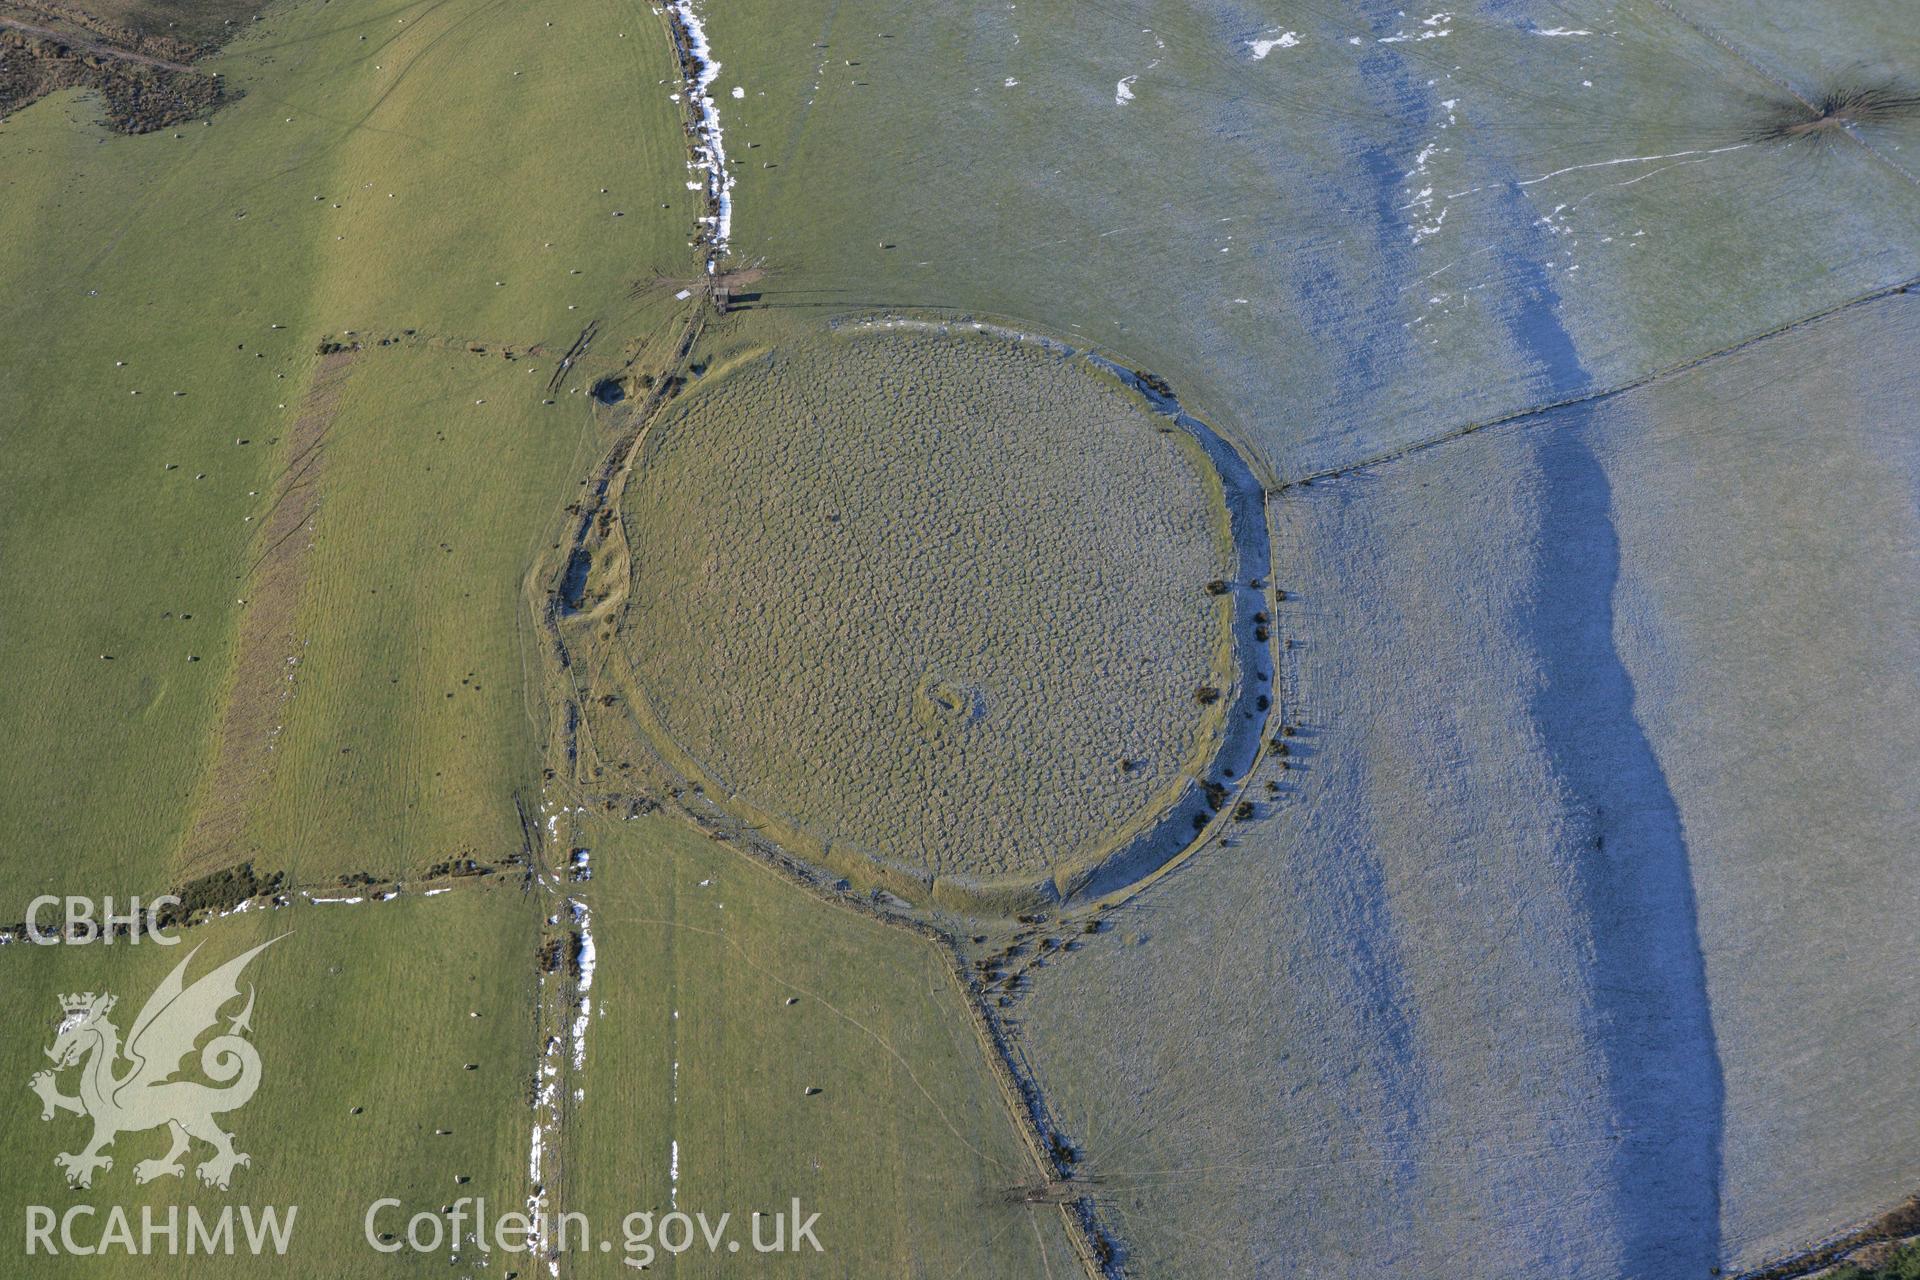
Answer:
[0, 21, 221, 132]
[173, 351, 353, 883]
[0, 15, 189, 69]
[1741, 1196, 1920, 1280]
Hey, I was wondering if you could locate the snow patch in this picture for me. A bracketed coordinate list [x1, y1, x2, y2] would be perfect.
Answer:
[1380, 11, 1452, 42]
[1247, 30, 1299, 59]
[666, 1, 733, 270]
[568, 898, 597, 1070]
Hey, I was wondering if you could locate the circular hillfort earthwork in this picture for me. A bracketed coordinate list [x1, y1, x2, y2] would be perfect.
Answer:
[610, 322, 1273, 912]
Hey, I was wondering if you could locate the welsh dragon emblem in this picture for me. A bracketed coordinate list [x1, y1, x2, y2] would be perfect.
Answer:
[29, 939, 280, 1190]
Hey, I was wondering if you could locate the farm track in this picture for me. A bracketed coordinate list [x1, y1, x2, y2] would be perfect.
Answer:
[172, 349, 353, 884]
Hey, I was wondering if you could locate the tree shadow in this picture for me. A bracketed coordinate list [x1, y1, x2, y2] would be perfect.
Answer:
[1506, 224, 1726, 1274]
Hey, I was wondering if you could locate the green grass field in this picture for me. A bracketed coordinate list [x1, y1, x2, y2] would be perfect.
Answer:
[0, 889, 538, 1276]
[0, 2, 1096, 1275]
[545, 807, 1082, 1278]
[0, 0, 693, 900]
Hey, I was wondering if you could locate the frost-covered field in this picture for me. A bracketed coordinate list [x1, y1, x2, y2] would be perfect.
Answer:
[700, 0, 1920, 478]
[1591, 295, 1920, 1269]
[682, 0, 1920, 1271]
[1017, 293, 1920, 1278]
